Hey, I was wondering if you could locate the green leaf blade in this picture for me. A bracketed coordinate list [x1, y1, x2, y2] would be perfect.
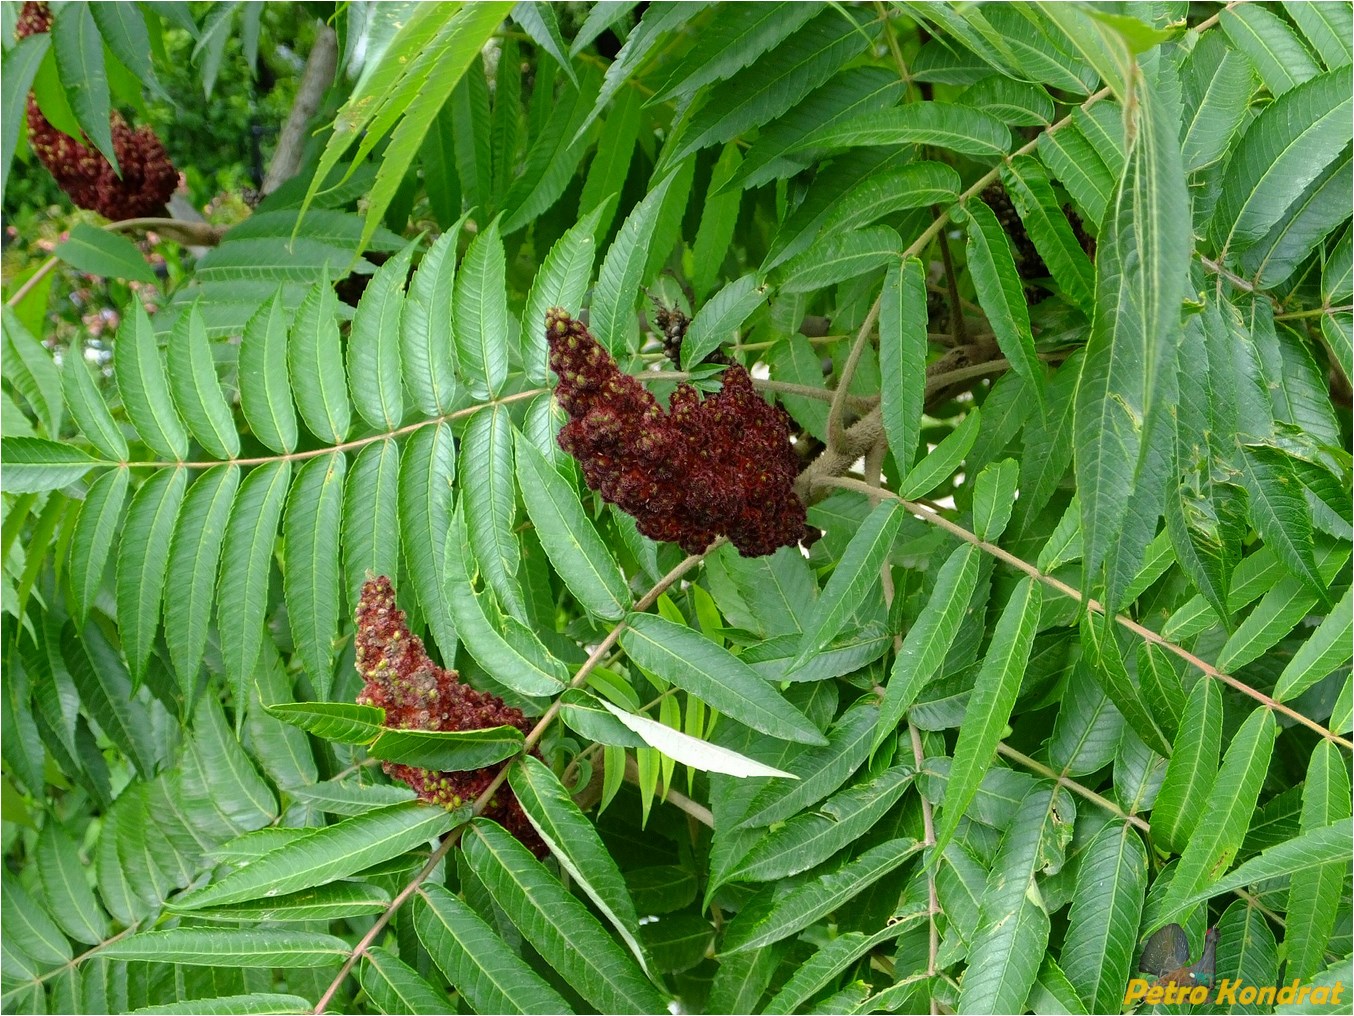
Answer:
[0, 437, 99, 493]
[879, 258, 928, 473]
[61, 352, 126, 461]
[52, 223, 156, 283]
[510, 756, 651, 977]
[875, 543, 983, 754]
[523, 205, 603, 383]
[282, 453, 346, 697]
[463, 407, 524, 619]
[342, 439, 401, 607]
[218, 461, 291, 721]
[398, 423, 458, 664]
[67, 464, 128, 623]
[115, 303, 189, 460]
[348, 243, 414, 430]
[727, 765, 914, 884]
[723, 837, 922, 955]
[238, 293, 298, 454]
[415, 883, 575, 1015]
[115, 466, 187, 684]
[99, 929, 351, 967]
[49, 1, 115, 168]
[167, 304, 239, 460]
[591, 171, 678, 357]
[790, 499, 903, 673]
[290, 273, 351, 443]
[1060, 823, 1146, 1014]
[623, 613, 826, 746]
[515, 429, 630, 621]
[965, 200, 1044, 408]
[934, 576, 1043, 858]
[1159, 706, 1276, 919]
[368, 726, 523, 770]
[453, 218, 510, 399]
[164, 464, 240, 688]
[174, 802, 462, 910]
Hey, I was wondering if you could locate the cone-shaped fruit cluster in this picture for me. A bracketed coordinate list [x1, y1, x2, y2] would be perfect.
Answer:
[547, 307, 808, 557]
[355, 576, 547, 856]
[18, 2, 177, 220]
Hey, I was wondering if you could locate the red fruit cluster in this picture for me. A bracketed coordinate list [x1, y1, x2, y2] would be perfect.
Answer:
[546, 307, 808, 557]
[18, 2, 177, 221]
[354, 576, 547, 857]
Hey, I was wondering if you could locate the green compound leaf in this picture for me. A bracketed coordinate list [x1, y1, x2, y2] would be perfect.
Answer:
[463, 819, 668, 1014]
[415, 883, 574, 1015]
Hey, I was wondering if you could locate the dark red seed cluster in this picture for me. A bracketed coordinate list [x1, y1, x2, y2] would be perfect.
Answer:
[18, 2, 178, 221]
[981, 182, 1095, 305]
[354, 576, 547, 856]
[546, 307, 808, 557]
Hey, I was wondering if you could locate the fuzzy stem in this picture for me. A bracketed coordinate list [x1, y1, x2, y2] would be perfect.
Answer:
[820, 476, 1352, 751]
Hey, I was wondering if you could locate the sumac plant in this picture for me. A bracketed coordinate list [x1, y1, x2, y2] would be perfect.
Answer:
[1, 3, 1351, 1015]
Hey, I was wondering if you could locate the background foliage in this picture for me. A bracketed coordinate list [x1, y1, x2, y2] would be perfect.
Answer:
[1, 2, 1351, 1014]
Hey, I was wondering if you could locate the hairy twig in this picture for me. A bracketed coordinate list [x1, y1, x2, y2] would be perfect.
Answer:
[995, 743, 1150, 833]
[127, 389, 548, 470]
[105, 217, 229, 246]
[820, 476, 1353, 750]
[826, 301, 884, 454]
[795, 344, 1007, 502]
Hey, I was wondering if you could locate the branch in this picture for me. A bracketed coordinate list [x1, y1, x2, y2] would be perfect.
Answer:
[814, 81, 1114, 490]
[105, 217, 227, 246]
[262, 24, 339, 195]
[794, 344, 1008, 502]
[5, 215, 228, 310]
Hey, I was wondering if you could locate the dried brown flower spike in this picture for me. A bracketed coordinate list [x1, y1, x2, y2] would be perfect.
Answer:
[17, 2, 178, 221]
[547, 307, 808, 557]
[354, 576, 547, 856]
